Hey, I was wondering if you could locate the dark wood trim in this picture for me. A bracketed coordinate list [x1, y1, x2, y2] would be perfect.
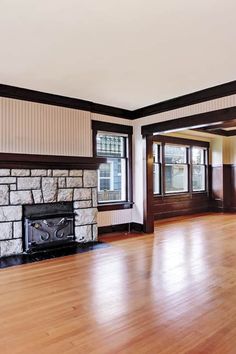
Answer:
[153, 135, 209, 148]
[98, 202, 133, 211]
[92, 120, 133, 211]
[141, 106, 236, 136]
[98, 222, 144, 235]
[91, 120, 133, 135]
[143, 135, 154, 233]
[0, 152, 106, 170]
[194, 128, 236, 137]
[0, 84, 132, 120]
[134, 80, 236, 118]
[1, 80, 236, 121]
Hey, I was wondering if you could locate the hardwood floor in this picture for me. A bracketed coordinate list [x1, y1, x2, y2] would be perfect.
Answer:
[1, 213, 236, 353]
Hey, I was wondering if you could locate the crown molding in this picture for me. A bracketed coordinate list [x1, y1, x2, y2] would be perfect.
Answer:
[0, 80, 236, 120]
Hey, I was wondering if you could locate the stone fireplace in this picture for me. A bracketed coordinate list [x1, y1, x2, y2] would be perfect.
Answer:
[0, 153, 106, 257]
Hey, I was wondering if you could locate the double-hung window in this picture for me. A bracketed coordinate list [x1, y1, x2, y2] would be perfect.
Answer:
[164, 144, 188, 194]
[96, 133, 127, 203]
[92, 121, 133, 210]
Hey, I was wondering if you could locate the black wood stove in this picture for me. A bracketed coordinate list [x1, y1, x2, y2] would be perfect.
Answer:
[24, 202, 74, 252]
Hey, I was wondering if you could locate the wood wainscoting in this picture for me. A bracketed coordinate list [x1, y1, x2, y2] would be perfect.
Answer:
[211, 164, 236, 212]
[153, 192, 210, 219]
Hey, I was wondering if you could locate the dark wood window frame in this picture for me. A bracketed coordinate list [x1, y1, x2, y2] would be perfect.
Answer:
[92, 120, 133, 211]
[144, 134, 210, 233]
[153, 135, 210, 198]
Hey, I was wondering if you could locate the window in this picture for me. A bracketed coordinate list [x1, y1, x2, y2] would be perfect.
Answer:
[153, 144, 161, 194]
[92, 120, 132, 209]
[164, 145, 188, 193]
[153, 137, 209, 196]
[192, 147, 207, 191]
[96, 133, 127, 203]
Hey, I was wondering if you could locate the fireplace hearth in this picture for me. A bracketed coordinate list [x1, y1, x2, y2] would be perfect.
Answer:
[24, 203, 74, 252]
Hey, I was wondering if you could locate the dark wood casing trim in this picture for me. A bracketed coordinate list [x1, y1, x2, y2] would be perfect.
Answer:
[143, 135, 154, 233]
[92, 120, 133, 211]
[91, 120, 133, 135]
[0, 152, 106, 170]
[153, 135, 209, 148]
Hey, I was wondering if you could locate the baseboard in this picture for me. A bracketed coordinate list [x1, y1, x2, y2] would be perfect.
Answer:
[98, 222, 144, 235]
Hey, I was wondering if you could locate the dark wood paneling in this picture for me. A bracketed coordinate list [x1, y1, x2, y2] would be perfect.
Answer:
[230, 165, 236, 210]
[141, 107, 236, 135]
[134, 80, 236, 118]
[0, 152, 106, 170]
[153, 193, 210, 219]
[211, 164, 236, 211]
[211, 165, 224, 210]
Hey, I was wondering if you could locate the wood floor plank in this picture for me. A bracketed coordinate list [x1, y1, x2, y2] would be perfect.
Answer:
[0, 212, 236, 353]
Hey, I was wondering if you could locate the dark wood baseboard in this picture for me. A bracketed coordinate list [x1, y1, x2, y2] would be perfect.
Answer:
[98, 222, 144, 235]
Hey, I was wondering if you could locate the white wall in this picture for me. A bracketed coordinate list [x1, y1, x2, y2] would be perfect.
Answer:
[1, 93, 236, 227]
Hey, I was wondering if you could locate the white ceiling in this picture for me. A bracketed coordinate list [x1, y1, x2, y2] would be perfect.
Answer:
[0, 0, 235, 110]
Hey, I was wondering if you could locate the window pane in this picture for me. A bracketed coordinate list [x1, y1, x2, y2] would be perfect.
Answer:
[97, 134, 125, 157]
[98, 158, 126, 202]
[192, 165, 205, 191]
[192, 147, 205, 164]
[99, 163, 111, 178]
[165, 164, 188, 193]
[153, 143, 160, 163]
[153, 164, 160, 194]
[165, 145, 187, 164]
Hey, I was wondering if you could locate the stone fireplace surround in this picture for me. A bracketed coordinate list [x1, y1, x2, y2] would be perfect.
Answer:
[0, 153, 106, 258]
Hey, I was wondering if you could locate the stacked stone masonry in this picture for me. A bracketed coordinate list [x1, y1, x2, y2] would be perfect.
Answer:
[0, 168, 98, 257]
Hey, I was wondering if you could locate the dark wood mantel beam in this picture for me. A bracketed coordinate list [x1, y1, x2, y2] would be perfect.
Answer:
[0, 153, 106, 170]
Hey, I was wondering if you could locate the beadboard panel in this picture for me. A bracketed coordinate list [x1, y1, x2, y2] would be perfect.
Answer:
[0, 97, 92, 156]
[97, 209, 133, 227]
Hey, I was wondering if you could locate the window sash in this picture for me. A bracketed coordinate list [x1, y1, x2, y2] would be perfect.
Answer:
[164, 163, 188, 194]
[96, 132, 128, 203]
